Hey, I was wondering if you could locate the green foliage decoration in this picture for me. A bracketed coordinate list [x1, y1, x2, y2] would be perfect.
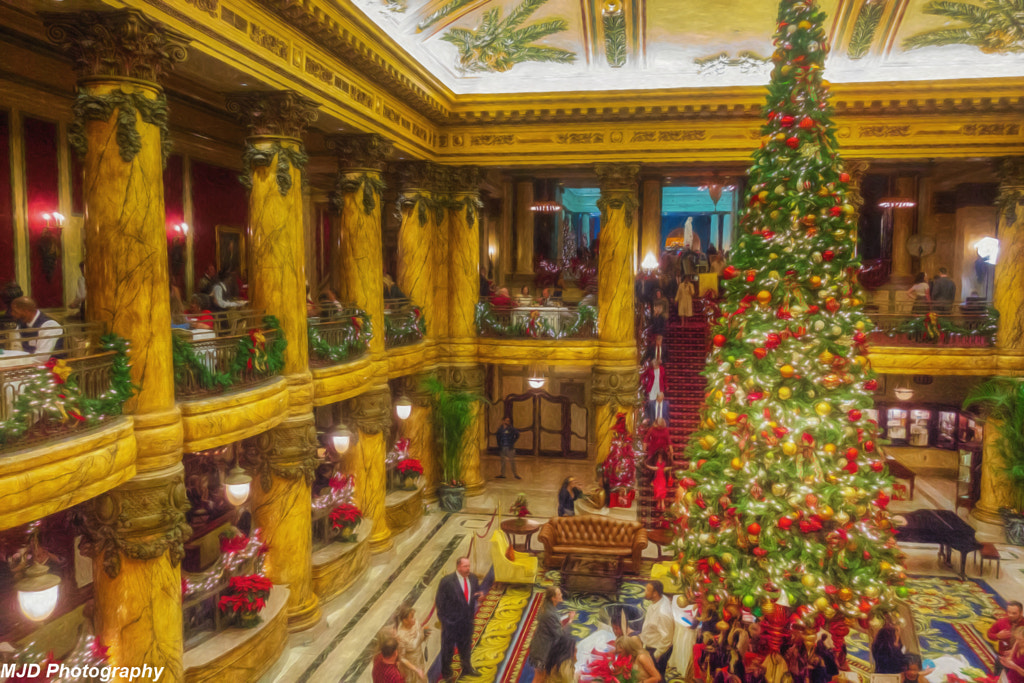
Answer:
[333, 173, 387, 215]
[0, 334, 135, 448]
[239, 142, 309, 196]
[848, 1, 884, 59]
[421, 376, 480, 485]
[69, 89, 172, 166]
[307, 310, 373, 364]
[474, 301, 597, 339]
[172, 316, 287, 395]
[903, 0, 1024, 53]
[384, 305, 426, 348]
[603, 8, 627, 67]
[441, 0, 576, 73]
[963, 378, 1024, 507]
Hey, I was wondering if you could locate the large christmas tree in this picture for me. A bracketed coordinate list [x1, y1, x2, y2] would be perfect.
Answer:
[673, 0, 906, 658]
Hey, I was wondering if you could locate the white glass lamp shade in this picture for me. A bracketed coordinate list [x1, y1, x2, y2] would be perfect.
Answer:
[894, 386, 914, 402]
[395, 396, 413, 421]
[976, 237, 1000, 265]
[224, 466, 252, 506]
[527, 376, 546, 390]
[641, 252, 659, 270]
[17, 563, 61, 622]
[331, 427, 352, 455]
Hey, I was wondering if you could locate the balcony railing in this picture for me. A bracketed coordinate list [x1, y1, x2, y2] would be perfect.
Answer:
[866, 300, 998, 348]
[0, 322, 133, 451]
[384, 299, 426, 349]
[476, 299, 598, 339]
[172, 312, 285, 400]
[307, 306, 372, 367]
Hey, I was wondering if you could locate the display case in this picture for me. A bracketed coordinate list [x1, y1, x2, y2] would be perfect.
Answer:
[956, 417, 984, 512]
[908, 409, 933, 447]
[936, 410, 957, 449]
[886, 408, 908, 444]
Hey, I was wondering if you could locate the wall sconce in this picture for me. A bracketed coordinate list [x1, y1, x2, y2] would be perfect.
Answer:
[223, 464, 252, 506]
[395, 396, 412, 421]
[174, 222, 189, 237]
[641, 252, 659, 271]
[331, 425, 352, 456]
[975, 237, 1000, 265]
[488, 245, 496, 259]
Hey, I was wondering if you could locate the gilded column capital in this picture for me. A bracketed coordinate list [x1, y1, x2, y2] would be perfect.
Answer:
[997, 157, 1024, 224]
[844, 159, 870, 214]
[592, 366, 640, 406]
[595, 163, 640, 192]
[396, 160, 447, 193]
[79, 464, 190, 579]
[328, 133, 394, 172]
[41, 9, 190, 82]
[241, 417, 320, 492]
[225, 90, 319, 138]
[403, 372, 437, 407]
[439, 364, 485, 394]
[350, 388, 393, 435]
[448, 166, 482, 195]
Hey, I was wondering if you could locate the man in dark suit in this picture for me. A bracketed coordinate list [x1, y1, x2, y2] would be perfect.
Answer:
[435, 556, 480, 680]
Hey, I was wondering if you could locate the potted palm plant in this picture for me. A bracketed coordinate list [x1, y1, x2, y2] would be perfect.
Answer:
[422, 376, 479, 512]
[964, 377, 1024, 544]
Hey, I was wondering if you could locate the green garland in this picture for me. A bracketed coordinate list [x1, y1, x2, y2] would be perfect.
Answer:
[172, 316, 287, 395]
[384, 305, 426, 347]
[474, 301, 597, 339]
[239, 142, 309, 196]
[332, 173, 387, 215]
[891, 308, 998, 344]
[308, 310, 373, 363]
[0, 334, 135, 448]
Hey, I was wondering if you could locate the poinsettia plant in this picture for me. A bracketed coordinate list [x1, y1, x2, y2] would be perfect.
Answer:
[396, 459, 423, 477]
[218, 573, 272, 617]
[329, 502, 363, 528]
[584, 650, 641, 683]
[509, 493, 531, 518]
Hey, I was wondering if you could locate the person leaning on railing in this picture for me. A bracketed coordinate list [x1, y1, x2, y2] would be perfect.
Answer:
[211, 268, 246, 312]
[9, 296, 63, 356]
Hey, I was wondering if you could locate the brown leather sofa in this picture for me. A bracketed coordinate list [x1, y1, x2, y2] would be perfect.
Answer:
[537, 516, 648, 572]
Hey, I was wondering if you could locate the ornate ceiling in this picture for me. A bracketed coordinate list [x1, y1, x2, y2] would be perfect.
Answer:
[349, 0, 1024, 94]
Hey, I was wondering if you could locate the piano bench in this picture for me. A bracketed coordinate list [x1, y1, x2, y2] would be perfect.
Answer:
[977, 542, 1001, 579]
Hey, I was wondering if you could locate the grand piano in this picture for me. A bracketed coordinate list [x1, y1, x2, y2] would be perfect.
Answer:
[895, 509, 982, 579]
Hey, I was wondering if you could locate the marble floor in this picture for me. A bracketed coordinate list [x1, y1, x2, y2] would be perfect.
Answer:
[261, 454, 1024, 683]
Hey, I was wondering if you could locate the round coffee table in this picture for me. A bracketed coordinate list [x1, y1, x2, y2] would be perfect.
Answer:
[647, 528, 674, 560]
[500, 518, 542, 552]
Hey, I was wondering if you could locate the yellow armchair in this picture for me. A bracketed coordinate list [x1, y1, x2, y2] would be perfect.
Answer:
[490, 530, 538, 584]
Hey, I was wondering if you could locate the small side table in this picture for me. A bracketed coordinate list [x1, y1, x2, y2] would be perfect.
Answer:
[647, 528, 675, 560]
[501, 518, 542, 552]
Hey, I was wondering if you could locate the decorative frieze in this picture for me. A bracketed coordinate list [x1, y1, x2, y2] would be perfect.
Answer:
[241, 418, 320, 492]
[591, 367, 640, 407]
[349, 388, 393, 435]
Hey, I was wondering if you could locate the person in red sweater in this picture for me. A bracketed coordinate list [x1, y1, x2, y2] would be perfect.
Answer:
[990, 601, 1024, 669]
[372, 636, 405, 683]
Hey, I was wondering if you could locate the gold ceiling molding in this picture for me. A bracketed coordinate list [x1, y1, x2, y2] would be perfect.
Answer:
[253, 0, 454, 123]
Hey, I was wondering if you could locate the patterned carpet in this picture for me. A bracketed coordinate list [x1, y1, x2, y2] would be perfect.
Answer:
[432, 572, 1006, 683]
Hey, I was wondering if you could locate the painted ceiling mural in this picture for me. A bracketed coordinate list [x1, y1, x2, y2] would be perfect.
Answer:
[348, 0, 1024, 94]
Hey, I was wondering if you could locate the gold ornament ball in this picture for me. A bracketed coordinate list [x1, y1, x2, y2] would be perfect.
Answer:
[864, 586, 880, 599]
[782, 441, 798, 456]
[814, 597, 830, 612]
[778, 386, 792, 400]
[757, 290, 773, 305]
[780, 364, 795, 378]
[801, 574, 817, 588]
[815, 401, 832, 417]
[838, 588, 853, 601]
[772, 483, 788, 497]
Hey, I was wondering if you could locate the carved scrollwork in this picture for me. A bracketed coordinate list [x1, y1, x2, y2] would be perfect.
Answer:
[68, 88, 172, 165]
[240, 418, 320, 492]
[996, 157, 1024, 225]
[595, 163, 640, 191]
[349, 388, 393, 436]
[79, 465, 191, 579]
[42, 9, 190, 82]
[592, 367, 640, 407]
[439, 364, 485, 394]
[225, 90, 319, 139]
[327, 133, 394, 172]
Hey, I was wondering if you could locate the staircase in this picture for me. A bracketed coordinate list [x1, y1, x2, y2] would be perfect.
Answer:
[637, 307, 712, 529]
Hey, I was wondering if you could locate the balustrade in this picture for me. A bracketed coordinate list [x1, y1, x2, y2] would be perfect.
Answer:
[383, 298, 426, 349]
[475, 299, 598, 339]
[866, 300, 998, 347]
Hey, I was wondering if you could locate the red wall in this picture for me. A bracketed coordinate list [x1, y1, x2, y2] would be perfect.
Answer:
[24, 116, 62, 308]
[190, 160, 247, 283]
[0, 111, 13, 287]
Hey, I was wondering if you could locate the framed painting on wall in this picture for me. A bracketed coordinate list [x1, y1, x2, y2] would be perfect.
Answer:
[215, 225, 245, 278]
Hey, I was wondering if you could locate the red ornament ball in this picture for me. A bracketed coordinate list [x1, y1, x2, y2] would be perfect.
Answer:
[713, 334, 727, 347]
[786, 136, 800, 149]
[822, 249, 835, 261]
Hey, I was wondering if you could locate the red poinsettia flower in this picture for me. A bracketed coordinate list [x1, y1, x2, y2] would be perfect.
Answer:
[396, 459, 423, 476]
[330, 503, 363, 528]
[220, 533, 250, 554]
[229, 574, 273, 595]
[329, 473, 352, 492]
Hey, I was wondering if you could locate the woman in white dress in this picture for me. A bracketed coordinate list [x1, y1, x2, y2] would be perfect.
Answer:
[394, 605, 429, 683]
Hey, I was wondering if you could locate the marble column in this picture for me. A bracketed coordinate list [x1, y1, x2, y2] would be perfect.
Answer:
[327, 134, 392, 360]
[397, 162, 445, 341]
[640, 177, 663, 262]
[995, 158, 1024, 356]
[890, 176, 917, 283]
[406, 380, 437, 501]
[972, 416, 1015, 525]
[228, 90, 321, 631]
[447, 166, 482, 359]
[349, 388, 393, 552]
[593, 164, 640, 462]
[515, 180, 535, 274]
[82, 464, 191, 683]
[44, 11, 190, 680]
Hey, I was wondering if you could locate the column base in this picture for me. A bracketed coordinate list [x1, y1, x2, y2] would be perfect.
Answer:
[286, 591, 322, 632]
[971, 504, 1005, 526]
[465, 480, 487, 498]
[370, 533, 395, 554]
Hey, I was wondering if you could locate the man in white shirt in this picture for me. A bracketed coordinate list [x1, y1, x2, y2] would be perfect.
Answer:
[640, 580, 674, 676]
[10, 297, 63, 356]
[210, 269, 244, 311]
